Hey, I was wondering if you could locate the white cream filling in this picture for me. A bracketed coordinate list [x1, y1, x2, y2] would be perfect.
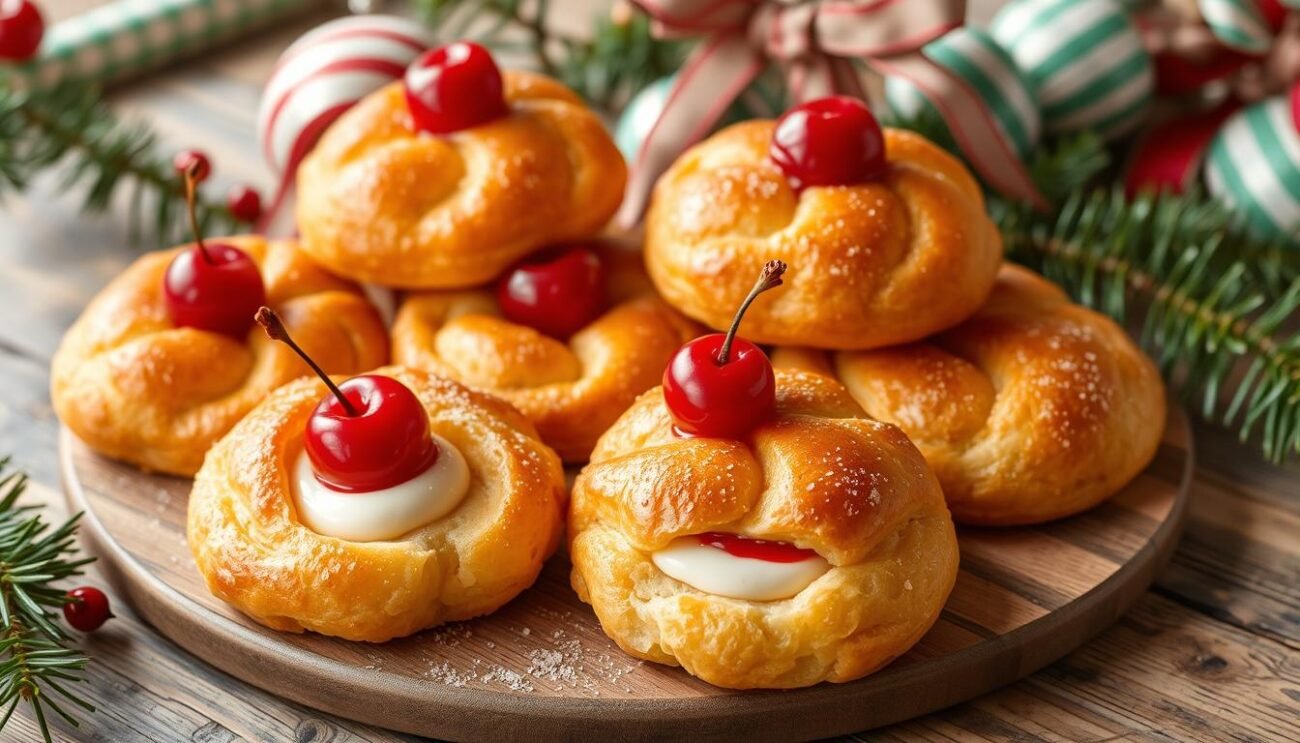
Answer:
[651, 537, 830, 602]
[291, 433, 469, 542]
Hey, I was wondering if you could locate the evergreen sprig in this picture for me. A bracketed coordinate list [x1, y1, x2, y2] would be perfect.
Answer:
[0, 81, 239, 248]
[997, 188, 1300, 462]
[0, 459, 97, 743]
[412, 0, 685, 109]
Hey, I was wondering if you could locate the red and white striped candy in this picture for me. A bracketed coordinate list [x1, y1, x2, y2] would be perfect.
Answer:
[257, 15, 433, 178]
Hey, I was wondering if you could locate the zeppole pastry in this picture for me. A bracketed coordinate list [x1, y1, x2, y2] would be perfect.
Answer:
[391, 242, 700, 461]
[188, 310, 567, 642]
[644, 96, 1001, 349]
[296, 41, 627, 289]
[569, 263, 959, 689]
[773, 265, 1166, 525]
[51, 167, 388, 476]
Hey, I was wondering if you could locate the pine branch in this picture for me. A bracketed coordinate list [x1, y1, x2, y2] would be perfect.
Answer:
[412, 0, 686, 109]
[997, 187, 1300, 462]
[0, 82, 238, 248]
[0, 459, 96, 743]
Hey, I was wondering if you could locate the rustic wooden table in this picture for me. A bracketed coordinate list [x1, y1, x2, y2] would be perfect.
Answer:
[2, 2, 1298, 741]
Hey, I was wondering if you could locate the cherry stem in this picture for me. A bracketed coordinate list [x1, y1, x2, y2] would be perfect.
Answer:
[717, 259, 787, 366]
[183, 163, 213, 265]
[255, 307, 360, 417]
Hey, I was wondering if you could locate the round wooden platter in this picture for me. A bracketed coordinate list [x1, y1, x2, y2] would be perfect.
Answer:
[60, 405, 1193, 743]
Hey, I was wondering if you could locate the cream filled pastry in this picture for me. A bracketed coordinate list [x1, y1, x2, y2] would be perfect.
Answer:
[188, 308, 567, 642]
[651, 534, 830, 602]
[290, 432, 469, 542]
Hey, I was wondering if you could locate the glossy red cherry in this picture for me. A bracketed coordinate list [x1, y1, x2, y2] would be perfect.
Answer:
[0, 0, 42, 62]
[496, 246, 605, 339]
[663, 260, 786, 439]
[256, 308, 438, 493]
[172, 149, 210, 183]
[227, 184, 263, 223]
[163, 163, 265, 337]
[697, 532, 819, 563]
[63, 586, 112, 632]
[404, 41, 509, 135]
[769, 96, 887, 192]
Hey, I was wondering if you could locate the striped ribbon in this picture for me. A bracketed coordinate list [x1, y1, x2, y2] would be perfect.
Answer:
[1198, 0, 1274, 53]
[1205, 94, 1300, 242]
[618, 0, 1047, 227]
[1, 0, 324, 90]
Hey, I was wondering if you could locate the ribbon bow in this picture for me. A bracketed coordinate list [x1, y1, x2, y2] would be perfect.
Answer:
[619, 0, 1046, 226]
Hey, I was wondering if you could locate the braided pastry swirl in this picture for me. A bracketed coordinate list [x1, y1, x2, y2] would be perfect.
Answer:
[645, 123, 1002, 349]
[569, 370, 959, 689]
[296, 71, 627, 289]
[188, 366, 567, 642]
[52, 236, 388, 476]
[773, 266, 1166, 525]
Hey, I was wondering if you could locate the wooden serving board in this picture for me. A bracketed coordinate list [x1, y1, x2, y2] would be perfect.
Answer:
[60, 405, 1192, 743]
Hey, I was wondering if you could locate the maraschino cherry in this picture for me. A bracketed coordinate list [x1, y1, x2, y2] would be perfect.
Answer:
[162, 161, 265, 337]
[256, 308, 438, 493]
[63, 586, 112, 632]
[226, 183, 263, 223]
[663, 260, 787, 439]
[0, 0, 43, 62]
[697, 532, 818, 563]
[769, 96, 887, 192]
[172, 149, 210, 183]
[404, 40, 509, 134]
[496, 245, 605, 339]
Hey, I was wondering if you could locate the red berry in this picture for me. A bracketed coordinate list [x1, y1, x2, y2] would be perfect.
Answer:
[227, 184, 263, 223]
[496, 246, 605, 339]
[663, 260, 786, 439]
[173, 150, 210, 183]
[63, 587, 112, 632]
[304, 375, 439, 492]
[769, 96, 887, 192]
[163, 243, 266, 337]
[0, 0, 43, 62]
[404, 41, 509, 134]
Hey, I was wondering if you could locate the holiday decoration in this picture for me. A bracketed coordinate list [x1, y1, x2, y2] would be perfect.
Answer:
[1124, 101, 1239, 195]
[2, 0, 319, 90]
[884, 27, 1041, 160]
[0, 458, 99, 739]
[613, 73, 783, 162]
[257, 14, 433, 186]
[1205, 94, 1300, 241]
[0, 0, 43, 62]
[616, 0, 1047, 226]
[991, 0, 1154, 140]
[1197, 0, 1275, 53]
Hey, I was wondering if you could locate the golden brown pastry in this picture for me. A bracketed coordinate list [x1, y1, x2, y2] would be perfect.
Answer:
[51, 236, 389, 476]
[569, 369, 959, 689]
[188, 366, 567, 642]
[295, 71, 627, 289]
[391, 244, 700, 462]
[644, 123, 1002, 349]
[773, 265, 1166, 525]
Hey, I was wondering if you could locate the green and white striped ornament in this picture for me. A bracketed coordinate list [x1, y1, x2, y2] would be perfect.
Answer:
[884, 27, 1040, 160]
[990, 0, 1153, 140]
[1205, 96, 1300, 243]
[1197, 0, 1273, 54]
